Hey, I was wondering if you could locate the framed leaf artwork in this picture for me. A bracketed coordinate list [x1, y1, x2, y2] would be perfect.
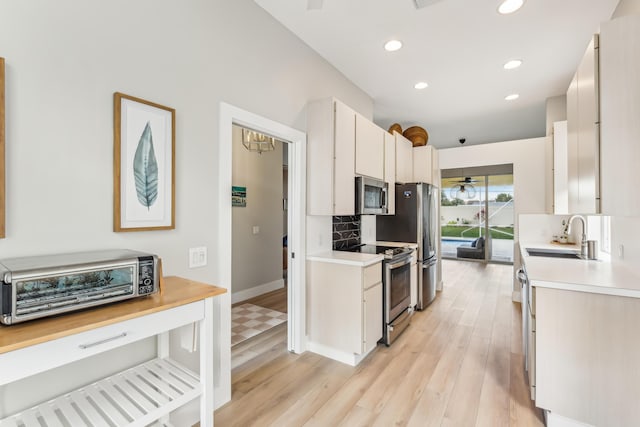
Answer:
[114, 92, 175, 232]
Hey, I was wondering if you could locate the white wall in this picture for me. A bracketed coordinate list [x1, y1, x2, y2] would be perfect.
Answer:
[0, 0, 372, 418]
[231, 125, 283, 300]
[546, 95, 567, 136]
[613, 0, 640, 18]
[439, 137, 549, 234]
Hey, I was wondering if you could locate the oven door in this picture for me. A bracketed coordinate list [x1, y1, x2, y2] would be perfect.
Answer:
[385, 255, 412, 323]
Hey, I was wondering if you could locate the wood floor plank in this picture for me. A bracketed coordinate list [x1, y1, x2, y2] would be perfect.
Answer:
[217, 260, 545, 427]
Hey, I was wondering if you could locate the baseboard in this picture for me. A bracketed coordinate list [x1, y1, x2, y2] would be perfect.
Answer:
[306, 340, 375, 367]
[232, 279, 284, 304]
[512, 289, 522, 303]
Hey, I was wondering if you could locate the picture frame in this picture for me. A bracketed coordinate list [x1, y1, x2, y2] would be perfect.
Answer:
[0, 57, 5, 238]
[114, 92, 175, 232]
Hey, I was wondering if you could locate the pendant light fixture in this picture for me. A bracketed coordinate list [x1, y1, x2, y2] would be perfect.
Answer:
[449, 176, 478, 199]
[242, 129, 276, 154]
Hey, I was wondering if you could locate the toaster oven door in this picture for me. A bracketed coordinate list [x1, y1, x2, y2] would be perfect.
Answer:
[11, 261, 138, 324]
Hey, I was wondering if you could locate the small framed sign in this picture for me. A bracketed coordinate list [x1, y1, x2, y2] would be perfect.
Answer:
[232, 186, 246, 207]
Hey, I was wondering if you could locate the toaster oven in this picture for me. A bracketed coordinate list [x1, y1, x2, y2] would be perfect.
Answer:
[0, 249, 159, 325]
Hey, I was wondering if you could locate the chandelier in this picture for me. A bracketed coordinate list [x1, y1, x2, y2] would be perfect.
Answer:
[449, 177, 478, 199]
[242, 129, 276, 154]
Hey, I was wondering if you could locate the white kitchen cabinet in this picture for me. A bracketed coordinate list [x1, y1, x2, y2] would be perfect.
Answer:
[566, 35, 600, 214]
[395, 131, 413, 184]
[307, 98, 356, 215]
[600, 16, 640, 216]
[431, 146, 440, 187]
[553, 120, 569, 214]
[307, 259, 383, 366]
[412, 145, 434, 184]
[384, 131, 396, 215]
[355, 113, 385, 180]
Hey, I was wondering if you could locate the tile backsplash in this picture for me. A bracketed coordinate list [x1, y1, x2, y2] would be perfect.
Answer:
[332, 215, 361, 250]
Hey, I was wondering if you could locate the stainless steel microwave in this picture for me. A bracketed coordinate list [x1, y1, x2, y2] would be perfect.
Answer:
[355, 176, 388, 215]
[0, 249, 159, 325]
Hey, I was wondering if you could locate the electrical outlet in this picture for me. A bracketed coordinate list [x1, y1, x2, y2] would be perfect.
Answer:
[189, 247, 207, 268]
[252, 226, 260, 235]
[618, 244, 624, 259]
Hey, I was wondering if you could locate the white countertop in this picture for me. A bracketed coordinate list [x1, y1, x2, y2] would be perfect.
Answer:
[520, 241, 640, 298]
[307, 251, 384, 267]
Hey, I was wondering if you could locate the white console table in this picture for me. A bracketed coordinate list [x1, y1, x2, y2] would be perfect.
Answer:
[0, 276, 226, 427]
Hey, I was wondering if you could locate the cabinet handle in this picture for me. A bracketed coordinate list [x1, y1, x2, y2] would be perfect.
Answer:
[79, 332, 128, 349]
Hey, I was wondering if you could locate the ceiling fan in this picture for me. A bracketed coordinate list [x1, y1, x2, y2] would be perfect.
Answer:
[307, 0, 446, 11]
[449, 177, 479, 199]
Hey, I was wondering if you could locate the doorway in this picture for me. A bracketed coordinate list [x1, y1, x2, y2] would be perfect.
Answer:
[217, 103, 306, 407]
[440, 164, 514, 264]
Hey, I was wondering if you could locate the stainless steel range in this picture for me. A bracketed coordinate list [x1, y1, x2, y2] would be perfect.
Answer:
[343, 244, 413, 345]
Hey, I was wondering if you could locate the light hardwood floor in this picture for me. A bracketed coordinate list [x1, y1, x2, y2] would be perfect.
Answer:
[218, 260, 544, 426]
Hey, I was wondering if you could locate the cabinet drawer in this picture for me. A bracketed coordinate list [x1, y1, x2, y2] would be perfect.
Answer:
[363, 262, 382, 289]
[0, 301, 204, 386]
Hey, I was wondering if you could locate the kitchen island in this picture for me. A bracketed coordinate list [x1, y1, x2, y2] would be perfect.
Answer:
[520, 242, 640, 427]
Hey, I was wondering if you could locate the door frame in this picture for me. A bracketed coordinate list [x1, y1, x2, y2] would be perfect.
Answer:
[217, 102, 307, 403]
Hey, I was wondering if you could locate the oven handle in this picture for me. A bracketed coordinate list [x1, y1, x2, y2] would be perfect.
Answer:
[386, 256, 412, 270]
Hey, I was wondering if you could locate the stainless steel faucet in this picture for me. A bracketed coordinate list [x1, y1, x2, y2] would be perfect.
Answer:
[564, 215, 588, 258]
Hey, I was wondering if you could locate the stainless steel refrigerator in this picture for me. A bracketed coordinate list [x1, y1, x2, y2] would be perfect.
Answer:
[376, 183, 439, 309]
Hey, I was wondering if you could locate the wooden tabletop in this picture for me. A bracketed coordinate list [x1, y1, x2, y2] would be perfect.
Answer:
[0, 276, 226, 354]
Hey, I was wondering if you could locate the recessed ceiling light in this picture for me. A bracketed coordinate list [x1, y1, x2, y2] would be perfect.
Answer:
[384, 40, 403, 52]
[505, 93, 519, 101]
[498, 0, 524, 14]
[414, 82, 429, 89]
[504, 59, 523, 70]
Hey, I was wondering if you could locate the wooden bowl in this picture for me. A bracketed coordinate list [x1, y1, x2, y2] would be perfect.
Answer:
[388, 123, 403, 134]
[403, 126, 429, 147]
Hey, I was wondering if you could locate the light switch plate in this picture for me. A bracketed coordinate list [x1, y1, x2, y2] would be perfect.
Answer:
[189, 246, 207, 268]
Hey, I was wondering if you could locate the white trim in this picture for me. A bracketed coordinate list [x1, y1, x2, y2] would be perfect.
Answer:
[217, 102, 307, 408]
[546, 411, 594, 427]
[306, 341, 376, 367]
[231, 279, 285, 304]
[512, 289, 522, 302]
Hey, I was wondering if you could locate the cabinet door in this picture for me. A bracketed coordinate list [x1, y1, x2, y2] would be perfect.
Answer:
[566, 74, 580, 213]
[576, 35, 600, 214]
[431, 147, 440, 187]
[600, 16, 640, 216]
[553, 121, 569, 214]
[395, 132, 413, 183]
[413, 145, 433, 184]
[334, 101, 356, 215]
[384, 132, 396, 215]
[363, 282, 383, 354]
[355, 114, 384, 180]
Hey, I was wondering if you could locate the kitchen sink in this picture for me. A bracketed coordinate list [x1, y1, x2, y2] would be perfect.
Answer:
[526, 248, 582, 259]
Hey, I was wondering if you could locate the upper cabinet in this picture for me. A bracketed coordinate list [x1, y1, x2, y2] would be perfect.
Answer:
[307, 98, 356, 216]
[431, 146, 440, 187]
[600, 16, 640, 216]
[395, 131, 413, 184]
[355, 113, 384, 180]
[566, 35, 600, 214]
[413, 145, 434, 184]
[307, 97, 394, 216]
[553, 121, 569, 214]
[384, 132, 396, 215]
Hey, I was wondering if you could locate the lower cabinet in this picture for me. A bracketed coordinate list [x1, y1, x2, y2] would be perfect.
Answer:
[307, 259, 383, 365]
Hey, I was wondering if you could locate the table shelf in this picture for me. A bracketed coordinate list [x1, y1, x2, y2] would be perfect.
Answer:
[0, 358, 199, 427]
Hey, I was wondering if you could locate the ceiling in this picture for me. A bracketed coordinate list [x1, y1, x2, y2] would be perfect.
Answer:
[254, 0, 619, 148]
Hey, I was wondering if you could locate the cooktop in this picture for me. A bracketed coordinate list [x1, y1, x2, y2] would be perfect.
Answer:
[341, 244, 412, 259]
